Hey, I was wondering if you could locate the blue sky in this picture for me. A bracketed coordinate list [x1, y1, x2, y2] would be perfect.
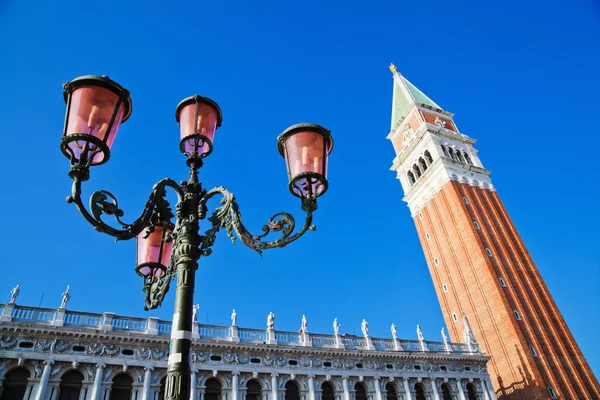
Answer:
[0, 0, 598, 376]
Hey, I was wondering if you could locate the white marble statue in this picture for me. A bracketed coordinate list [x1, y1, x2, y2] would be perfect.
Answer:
[267, 312, 275, 330]
[231, 309, 237, 327]
[417, 325, 425, 341]
[441, 327, 448, 343]
[60, 285, 71, 309]
[361, 319, 369, 336]
[192, 304, 200, 322]
[333, 318, 340, 335]
[9, 284, 20, 304]
[301, 314, 308, 332]
[391, 323, 397, 340]
[404, 124, 415, 141]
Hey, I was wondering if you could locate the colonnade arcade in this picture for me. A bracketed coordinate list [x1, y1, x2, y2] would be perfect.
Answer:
[0, 360, 492, 400]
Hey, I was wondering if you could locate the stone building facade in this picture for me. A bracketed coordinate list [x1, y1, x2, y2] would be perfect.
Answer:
[0, 302, 495, 400]
[386, 64, 600, 399]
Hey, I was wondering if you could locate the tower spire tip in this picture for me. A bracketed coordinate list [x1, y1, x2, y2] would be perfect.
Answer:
[389, 63, 397, 74]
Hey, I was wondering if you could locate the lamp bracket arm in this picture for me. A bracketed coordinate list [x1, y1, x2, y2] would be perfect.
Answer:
[198, 186, 317, 256]
[67, 168, 183, 240]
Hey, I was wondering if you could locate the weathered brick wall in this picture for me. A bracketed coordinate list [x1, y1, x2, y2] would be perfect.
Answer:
[412, 181, 600, 399]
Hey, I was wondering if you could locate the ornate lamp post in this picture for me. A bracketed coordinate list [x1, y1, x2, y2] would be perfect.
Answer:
[59, 75, 333, 400]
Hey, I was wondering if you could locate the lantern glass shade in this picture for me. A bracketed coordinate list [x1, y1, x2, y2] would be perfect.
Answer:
[135, 226, 173, 279]
[278, 124, 333, 199]
[62, 76, 131, 166]
[176, 96, 222, 158]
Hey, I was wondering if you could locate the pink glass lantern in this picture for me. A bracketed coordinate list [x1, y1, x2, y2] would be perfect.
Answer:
[61, 76, 132, 166]
[135, 225, 173, 286]
[277, 123, 333, 199]
[175, 95, 222, 159]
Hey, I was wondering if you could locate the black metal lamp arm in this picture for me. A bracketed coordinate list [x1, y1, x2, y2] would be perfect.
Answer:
[66, 165, 184, 240]
[198, 186, 317, 257]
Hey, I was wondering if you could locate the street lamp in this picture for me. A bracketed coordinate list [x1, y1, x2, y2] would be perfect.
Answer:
[59, 75, 333, 400]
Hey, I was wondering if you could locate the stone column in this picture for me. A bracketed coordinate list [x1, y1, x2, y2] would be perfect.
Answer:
[308, 375, 316, 400]
[429, 379, 440, 400]
[342, 376, 350, 400]
[77, 385, 87, 400]
[271, 374, 278, 400]
[484, 378, 497, 400]
[456, 379, 466, 400]
[190, 370, 198, 400]
[232, 372, 240, 400]
[141, 367, 153, 400]
[481, 380, 491, 400]
[24, 381, 35, 400]
[90, 363, 106, 400]
[49, 384, 60, 400]
[33, 360, 54, 400]
[402, 379, 412, 400]
[374, 378, 382, 400]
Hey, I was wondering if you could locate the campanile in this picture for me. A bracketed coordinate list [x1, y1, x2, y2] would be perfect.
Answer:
[386, 65, 599, 399]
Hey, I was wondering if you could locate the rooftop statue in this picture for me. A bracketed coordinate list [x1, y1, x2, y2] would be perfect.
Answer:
[8, 284, 20, 304]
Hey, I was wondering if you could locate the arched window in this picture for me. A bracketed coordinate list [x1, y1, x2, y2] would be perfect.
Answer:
[441, 383, 452, 400]
[385, 383, 398, 400]
[414, 383, 426, 400]
[464, 153, 473, 165]
[59, 370, 83, 400]
[407, 171, 416, 185]
[424, 150, 433, 164]
[419, 158, 428, 172]
[110, 374, 132, 400]
[205, 378, 222, 400]
[413, 165, 421, 179]
[246, 380, 262, 400]
[158, 377, 166, 400]
[321, 382, 335, 400]
[456, 151, 466, 163]
[441, 145, 449, 158]
[285, 381, 300, 400]
[355, 383, 367, 400]
[466, 383, 477, 400]
[448, 148, 457, 161]
[0, 367, 30, 400]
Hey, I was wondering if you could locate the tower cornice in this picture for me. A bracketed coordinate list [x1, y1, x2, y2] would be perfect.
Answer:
[390, 126, 477, 172]
[400, 158, 493, 216]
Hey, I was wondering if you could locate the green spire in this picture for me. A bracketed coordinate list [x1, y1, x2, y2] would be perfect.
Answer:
[390, 69, 442, 128]
[402, 76, 441, 110]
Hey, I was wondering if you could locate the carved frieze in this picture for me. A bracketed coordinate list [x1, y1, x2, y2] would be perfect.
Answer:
[88, 343, 120, 357]
[0, 335, 18, 349]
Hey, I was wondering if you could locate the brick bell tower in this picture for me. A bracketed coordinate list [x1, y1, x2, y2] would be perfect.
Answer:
[386, 64, 599, 399]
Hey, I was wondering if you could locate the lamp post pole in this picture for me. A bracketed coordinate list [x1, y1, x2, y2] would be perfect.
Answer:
[165, 167, 201, 399]
[59, 75, 334, 400]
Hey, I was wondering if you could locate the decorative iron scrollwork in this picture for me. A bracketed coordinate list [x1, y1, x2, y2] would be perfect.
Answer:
[66, 164, 182, 240]
[198, 186, 317, 256]
[66, 164, 319, 311]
